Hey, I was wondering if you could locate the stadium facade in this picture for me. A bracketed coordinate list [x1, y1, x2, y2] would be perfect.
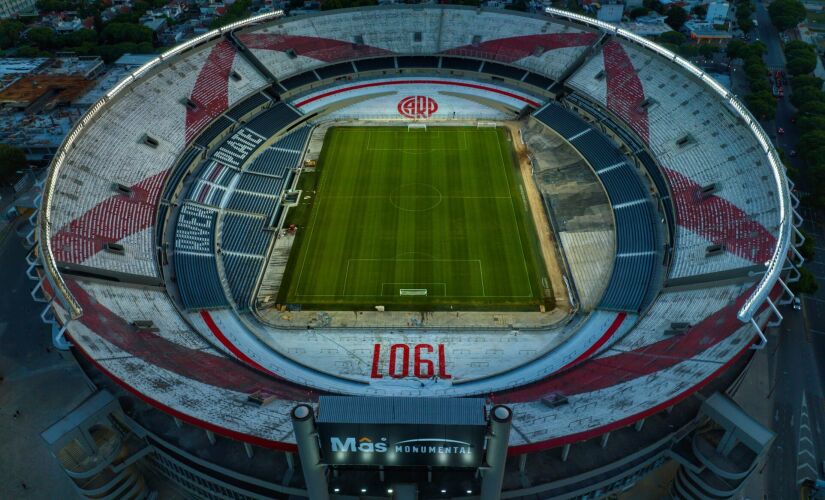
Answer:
[28, 5, 800, 499]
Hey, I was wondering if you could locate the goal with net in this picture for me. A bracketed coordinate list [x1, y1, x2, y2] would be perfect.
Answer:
[408, 123, 427, 131]
[477, 121, 498, 128]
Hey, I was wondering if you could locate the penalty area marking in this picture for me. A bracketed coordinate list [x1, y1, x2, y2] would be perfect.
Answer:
[382, 283, 447, 296]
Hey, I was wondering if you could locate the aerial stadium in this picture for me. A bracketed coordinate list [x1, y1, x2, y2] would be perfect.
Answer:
[28, 4, 802, 499]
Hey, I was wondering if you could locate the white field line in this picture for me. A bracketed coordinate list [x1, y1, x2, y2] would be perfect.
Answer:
[495, 132, 534, 298]
[293, 128, 534, 300]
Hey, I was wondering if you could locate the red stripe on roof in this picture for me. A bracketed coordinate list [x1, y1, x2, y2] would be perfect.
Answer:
[51, 169, 167, 264]
[496, 286, 753, 404]
[239, 33, 392, 63]
[200, 310, 280, 378]
[65, 277, 312, 401]
[442, 33, 598, 63]
[186, 40, 237, 143]
[559, 312, 627, 373]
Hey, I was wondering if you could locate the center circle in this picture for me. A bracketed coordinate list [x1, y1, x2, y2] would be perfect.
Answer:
[389, 183, 443, 212]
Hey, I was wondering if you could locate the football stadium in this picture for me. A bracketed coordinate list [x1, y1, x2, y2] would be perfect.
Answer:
[28, 4, 802, 499]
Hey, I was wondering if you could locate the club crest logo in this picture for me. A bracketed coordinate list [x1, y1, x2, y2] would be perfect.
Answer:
[397, 95, 438, 119]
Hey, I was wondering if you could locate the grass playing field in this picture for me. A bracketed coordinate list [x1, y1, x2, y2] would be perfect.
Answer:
[277, 126, 551, 310]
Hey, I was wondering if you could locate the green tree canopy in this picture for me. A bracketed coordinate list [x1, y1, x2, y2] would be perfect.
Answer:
[26, 26, 58, 50]
[629, 7, 650, 18]
[658, 30, 687, 46]
[100, 22, 152, 45]
[768, 0, 806, 31]
[699, 44, 718, 58]
[745, 91, 777, 119]
[0, 20, 25, 50]
[665, 5, 689, 29]
[785, 41, 818, 75]
[0, 144, 27, 183]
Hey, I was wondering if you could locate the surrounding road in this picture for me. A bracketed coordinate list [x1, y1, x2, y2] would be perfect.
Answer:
[750, 1, 825, 496]
[0, 189, 90, 499]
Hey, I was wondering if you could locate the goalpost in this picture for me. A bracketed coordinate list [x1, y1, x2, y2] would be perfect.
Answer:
[408, 123, 427, 131]
[477, 121, 498, 128]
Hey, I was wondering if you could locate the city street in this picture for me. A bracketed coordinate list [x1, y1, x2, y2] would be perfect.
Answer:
[0, 208, 90, 499]
[747, 1, 825, 496]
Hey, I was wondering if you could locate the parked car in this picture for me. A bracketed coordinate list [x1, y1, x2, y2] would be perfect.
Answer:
[793, 297, 801, 310]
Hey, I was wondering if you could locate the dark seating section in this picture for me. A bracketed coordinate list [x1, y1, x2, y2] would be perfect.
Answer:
[173, 203, 227, 309]
[598, 165, 647, 205]
[220, 212, 274, 311]
[524, 72, 554, 90]
[638, 150, 675, 236]
[168, 103, 309, 312]
[163, 147, 201, 201]
[221, 213, 270, 255]
[247, 149, 298, 177]
[221, 254, 263, 310]
[280, 71, 320, 90]
[483, 61, 527, 81]
[599, 254, 656, 312]
[572, 132, 627, 170]
[317, 62, 355, 80]
[397, 56, 440, 68]
[441, 57, 483, 72]
[226, 92, 270, 121]
[534, 102, 658, 313]
[237, 172, 286, 193]
[195, 116, 234, 147]
[567, 94, 675, 241]
[353, 57, 396, 72]
[155, 203, 169, 247]
[616, 202, 656, 253]
[226, 191, 279, 215]
[245, 103, 301, 138]
[276, 125, 312, 151]
[534, 104, 589, 139]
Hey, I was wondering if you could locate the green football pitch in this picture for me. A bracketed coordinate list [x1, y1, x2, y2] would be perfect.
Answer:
[278, 126, 552, 310]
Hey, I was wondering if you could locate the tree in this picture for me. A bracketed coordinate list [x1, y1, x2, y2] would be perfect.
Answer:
[790, 86, 825, 108]
[785, 41, 817, 75]
[691, 4, 708, 18]
[658, 30, 687, 46]
[211, 0, 253, 27]
[26, 27, 58, 50]
[677, 44, 700, 57]
[799, 229, 815, 260]
[100, 23, 152, 45]
[629, 7, 649, 18]
[665, 5, 688, 29]
[0, 20, 24, 50]
[699, 44, 718, 58]
[643, 0, 665, 14]
[768, 0, 806, 31]
[61, 28, 97, 48]
[15, 45, 46, 57]
[745, 91, 776, 119]
[797, 114, 825, 132]
[791, 74, 824, 90]
[791, 267, 819, 295]
[96, 41, 154, 63]
[726, 39, 748, 59]
[797, 130, 825, 161]
[0, 144, 27, 184]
